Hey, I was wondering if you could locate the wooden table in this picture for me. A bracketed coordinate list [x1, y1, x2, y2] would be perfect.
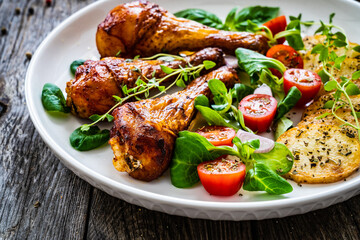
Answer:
[1, 0, 360, 239]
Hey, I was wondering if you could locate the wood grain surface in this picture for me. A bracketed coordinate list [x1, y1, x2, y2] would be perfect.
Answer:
[1, 0, 360, 239]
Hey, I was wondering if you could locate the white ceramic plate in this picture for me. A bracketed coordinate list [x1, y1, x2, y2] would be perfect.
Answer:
[25, 0, 360, 220]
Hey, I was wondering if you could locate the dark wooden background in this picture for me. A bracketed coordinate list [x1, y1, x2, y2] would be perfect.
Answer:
[1, 0, 360, 239]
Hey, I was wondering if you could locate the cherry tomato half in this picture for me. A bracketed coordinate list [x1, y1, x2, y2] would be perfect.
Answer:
[197, 156, 246, 196]
[266, 44, 304, 78]
[196, 126, 236, 146]
[283, 68, 322, 106]
[263, 15, 287, 44]
[238, 94, 278, 133]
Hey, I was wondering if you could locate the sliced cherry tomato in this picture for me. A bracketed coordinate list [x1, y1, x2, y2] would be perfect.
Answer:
[263, 15, 287, 44]
[238, 94, 277, 133]
[197, 156, 246, 196]
[196, 126, 236, 146]
[283, 68, 322, 106]
[266, 44, 304, 78]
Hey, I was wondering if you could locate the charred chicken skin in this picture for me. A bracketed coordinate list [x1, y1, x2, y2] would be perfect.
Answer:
[96, 1, 269, 58]
[66, 47, 225, 118]
[109, 66, 238, 181]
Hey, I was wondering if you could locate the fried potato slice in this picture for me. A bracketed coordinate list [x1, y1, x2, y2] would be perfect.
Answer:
[301, 35, 360, 80]
[277, 123, 360, 183]
[298, 108, 358, 139]
[302, 93, 360, 120]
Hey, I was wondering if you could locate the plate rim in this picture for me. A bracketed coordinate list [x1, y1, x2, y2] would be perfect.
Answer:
[25, 0, 360, 218]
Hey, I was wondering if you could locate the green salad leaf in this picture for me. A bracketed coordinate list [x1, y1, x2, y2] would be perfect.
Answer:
[41, 83, 71, 113]
[242, 163, 293, 194]
[70, 59, 86, 76]
[70, 126, 110, 151]
[224, 6, 279, 31]
[235, 48, 286, 100]
[175, 6, 279, 32]
[275, 86, 302, 122]
[253, 142, 294, 175]
[195, 105, 238, 130]
[174, 9, 225, 29]
[232, 83, 254, 106]
[285, 15, 305, 50]
[274, 117, 293, 140]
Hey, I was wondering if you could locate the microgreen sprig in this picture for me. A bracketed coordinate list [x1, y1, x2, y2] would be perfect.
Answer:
[80, 59, 216, 131]
[311, 13, 360, 141]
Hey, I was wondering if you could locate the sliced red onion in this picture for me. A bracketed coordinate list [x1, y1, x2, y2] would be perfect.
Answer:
[236, 130, 275, 153]
[254, 84, 272, 96]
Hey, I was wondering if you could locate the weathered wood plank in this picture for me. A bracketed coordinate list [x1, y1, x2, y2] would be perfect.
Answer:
[0, 0, 96, 239]
[86, 189, 360, 240]
[86, 189, 254, 240]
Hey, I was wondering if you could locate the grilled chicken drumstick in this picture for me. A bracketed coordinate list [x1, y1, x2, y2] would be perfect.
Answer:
[109, 66, 238, 181]
[66, 47, 225, 118]
[96, 1, 269, 58]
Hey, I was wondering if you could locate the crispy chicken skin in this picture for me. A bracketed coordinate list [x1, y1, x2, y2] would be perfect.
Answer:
[96, 1, 269, 58]
[109, 66, 238, 181]
[66, 47, 225, 118]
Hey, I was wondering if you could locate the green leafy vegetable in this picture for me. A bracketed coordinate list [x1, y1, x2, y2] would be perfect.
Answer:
[242, 163, 293, 194]
[89, 113, 114, 123]
[175, 6, 278, 32]
[274, 86, 302, 121]
[170, 131, 214, 188]
[352, 70, 360, 80]
[284, 15, 304, 50]
[345, 82, 360, 96]
[171, 131, 294, 195]
[160, 65, 175, 74]
[253, 143, 293, 174]
[232, 83, 254, 106]
[194, 79, 253, 132]
[174, 9, 225, 29]
[41, 83, 71, 113]
[194, 94, 209, 107]
[195, 105, 238, 130]
[70, 59, 85, 75]
[235, 48, 286, 100]
[223, 6, 279, 31]
[236, 48, 286, 78]
[70, 126, 110, 151]
[274, 117, 293, 140]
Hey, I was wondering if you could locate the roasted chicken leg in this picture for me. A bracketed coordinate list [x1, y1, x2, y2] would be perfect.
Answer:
[66, 47, 225, 118]
[109, 66, 238, 181]
[96, 1, 269, 58]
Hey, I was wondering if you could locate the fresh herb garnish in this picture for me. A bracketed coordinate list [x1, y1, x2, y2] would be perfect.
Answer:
[311, 14, 360, 141]
[80, 59, 216, 132]
[68, 53, 217, 150]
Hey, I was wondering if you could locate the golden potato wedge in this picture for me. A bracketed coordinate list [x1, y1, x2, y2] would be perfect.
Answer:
[277, 124, 360, 183]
